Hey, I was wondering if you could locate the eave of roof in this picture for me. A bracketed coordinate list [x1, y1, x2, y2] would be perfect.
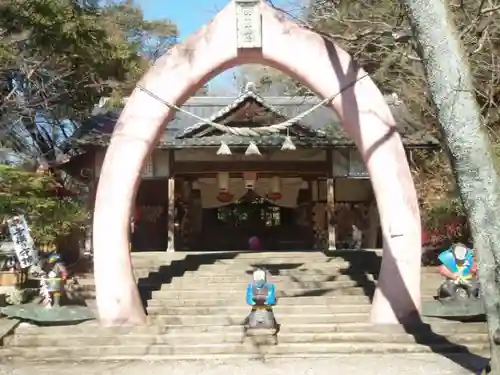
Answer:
[70, 131, 439, 149]
[60, 87, 440, 166]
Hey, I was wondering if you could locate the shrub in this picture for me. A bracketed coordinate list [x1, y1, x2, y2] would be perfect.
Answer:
[0, 164, 89, 245]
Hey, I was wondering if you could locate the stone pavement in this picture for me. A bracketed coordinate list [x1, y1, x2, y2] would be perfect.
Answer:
[1, 354, 489, 375]
[0, 317, 18, 344]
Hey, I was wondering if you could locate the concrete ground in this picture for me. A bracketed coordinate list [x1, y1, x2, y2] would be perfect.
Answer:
[1, 354, 489, 375]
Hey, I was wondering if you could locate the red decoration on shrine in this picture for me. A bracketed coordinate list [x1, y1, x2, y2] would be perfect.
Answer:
[217, 191, 234, 203]
[266, 176, 282, 200]
[266, 192, 282, 201]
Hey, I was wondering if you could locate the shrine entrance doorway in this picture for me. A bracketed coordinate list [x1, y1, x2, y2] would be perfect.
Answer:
[130, 180, 169, 252]
[202, 194, 313, 251]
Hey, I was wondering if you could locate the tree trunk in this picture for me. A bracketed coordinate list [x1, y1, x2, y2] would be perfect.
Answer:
[399, 0, 500, 371]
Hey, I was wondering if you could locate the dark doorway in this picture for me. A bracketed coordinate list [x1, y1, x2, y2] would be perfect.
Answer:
[200, 193, 313, 251]
[131, 179, 169, 252]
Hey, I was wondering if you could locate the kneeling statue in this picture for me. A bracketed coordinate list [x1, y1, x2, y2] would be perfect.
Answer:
[438, 243, 479, 300]
[43, 253, 68, 307]
[242, 269, 280, 343]
[422, 243, 484, 319]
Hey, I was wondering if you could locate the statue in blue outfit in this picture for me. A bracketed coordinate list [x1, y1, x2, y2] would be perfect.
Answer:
[242, 268, 280, 343]
[437, 243, 479, 300]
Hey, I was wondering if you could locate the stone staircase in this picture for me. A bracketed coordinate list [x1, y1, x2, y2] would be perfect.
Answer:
[0, 250, 490, 361]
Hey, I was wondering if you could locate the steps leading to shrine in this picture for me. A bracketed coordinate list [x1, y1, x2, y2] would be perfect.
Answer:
[0, 250, 489, 361]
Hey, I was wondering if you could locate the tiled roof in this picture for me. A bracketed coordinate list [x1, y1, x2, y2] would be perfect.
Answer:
[67, 88, 439, 151]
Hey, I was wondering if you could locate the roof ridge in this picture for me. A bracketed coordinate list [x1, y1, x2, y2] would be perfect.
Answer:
[176, 87, 324, 139]
[95, 93, 403, 110]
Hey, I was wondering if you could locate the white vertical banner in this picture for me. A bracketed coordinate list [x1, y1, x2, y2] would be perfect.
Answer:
[7, 215, 38, 268]
[235, 0, 262, 49]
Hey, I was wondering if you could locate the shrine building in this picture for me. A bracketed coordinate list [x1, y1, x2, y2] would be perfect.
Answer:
[61, 85, 439, 252]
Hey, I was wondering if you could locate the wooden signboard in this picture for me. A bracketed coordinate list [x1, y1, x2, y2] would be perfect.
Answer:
[7, 215, 38, 269]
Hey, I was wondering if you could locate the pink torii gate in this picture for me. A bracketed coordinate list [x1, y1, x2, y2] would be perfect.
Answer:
[92, 0, 422, 326]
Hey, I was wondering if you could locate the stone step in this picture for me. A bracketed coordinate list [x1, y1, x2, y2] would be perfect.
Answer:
[6, 331, 488, 347]
[150, 288, 366, 299]
[134, 267, 380, 278]
[133, 267, 441, 278]
[187, 263, 379, 272]
[70, 280, 443, 294]
[132, 251, 324, 260]
[144, 295, 373, 306]
[147, 313, 368, 325]
[131, 251, 353, 261]
[191, 259, 349, 266]
[159, 280, 363, 290]
[136, 273, 380, 283]
[69, 281, 374, 293]
[0, 342, 488, 359]
[146, 304, 372, 315]
[14, 321, 488, 336]
[66, 288, 442, 302]
[2, 352, 490, 363]
[144, 299, 441, 309]
[131, 252, 186, 260]
[144, 295, 438, 307]
[90, 275, 378, 288]
[150, 287, 440, 300]
[130, 254, 342, 269]
[148, 314, 479, 326]
[164, 276, 445, 288]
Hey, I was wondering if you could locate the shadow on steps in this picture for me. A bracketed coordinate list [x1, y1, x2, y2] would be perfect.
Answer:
[135, 249, 489, 373]
[136, 251, 243, 309]
[329, 249, 489, 374]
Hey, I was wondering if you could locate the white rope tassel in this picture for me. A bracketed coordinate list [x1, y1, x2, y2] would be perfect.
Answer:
[216, 141, 232, 155]
[281, 136, 296, 151]
[245, 141, 261, 156]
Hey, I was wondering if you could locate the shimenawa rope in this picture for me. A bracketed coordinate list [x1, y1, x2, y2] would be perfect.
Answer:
[135, 73, 368, 137]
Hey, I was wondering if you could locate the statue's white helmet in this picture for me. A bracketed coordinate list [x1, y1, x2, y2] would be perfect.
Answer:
[252, 269, 266, 284]
[453, 243, 467, 261]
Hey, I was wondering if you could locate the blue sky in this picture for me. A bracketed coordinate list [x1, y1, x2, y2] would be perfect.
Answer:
[135, 0, 306, 94]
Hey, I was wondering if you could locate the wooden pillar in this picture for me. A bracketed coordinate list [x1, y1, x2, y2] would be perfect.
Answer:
[326, 178, 336, 250]
[326, 150, 336, 250]
[190, 189, 203, 247]
[85, 154, 98, 257]
[166, 150, 175, 252]
[167, 178, 175, 252]
[366, 202, 380, 249]
[85, 180, 96, 256]
[180, 180, 192, 251]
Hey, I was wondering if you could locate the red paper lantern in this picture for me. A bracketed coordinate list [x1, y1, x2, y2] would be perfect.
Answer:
[266, 192, 282, 201]
[217, 191, 234, 203]
[266, 176, 282, 200]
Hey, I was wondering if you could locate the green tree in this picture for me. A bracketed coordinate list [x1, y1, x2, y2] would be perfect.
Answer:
[0, 164, 88, 245]
[0, 0, 177, 165]
[267, 0, 500, 230]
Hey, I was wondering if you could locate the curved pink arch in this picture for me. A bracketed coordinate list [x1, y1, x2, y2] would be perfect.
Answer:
[93, 1, 422, 326]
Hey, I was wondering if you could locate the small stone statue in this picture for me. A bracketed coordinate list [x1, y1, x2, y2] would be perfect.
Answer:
[43, 253, 68, 307]
[437, 243, 479, 300]
[351, 224, 363, 250]
[242, 269, 280, 344]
